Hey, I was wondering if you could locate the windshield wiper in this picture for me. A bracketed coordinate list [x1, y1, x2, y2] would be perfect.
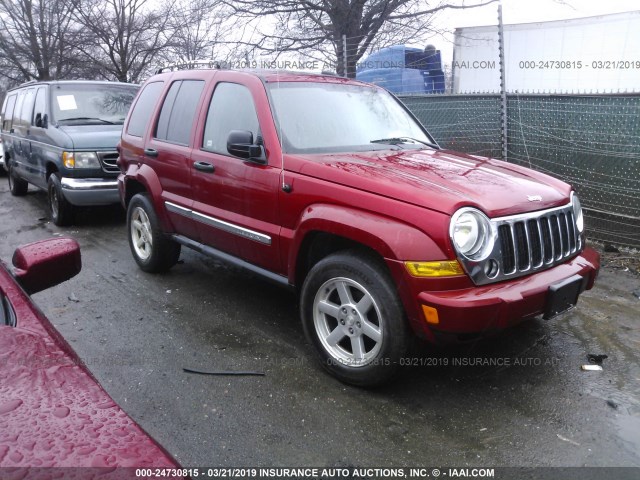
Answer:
[58, 117, 115, 125]
[370, 137, 437, 148]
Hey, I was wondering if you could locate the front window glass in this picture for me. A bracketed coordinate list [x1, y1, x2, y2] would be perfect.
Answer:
[51, 83, 139, 126]
[267, 82, 433, 154]
[202, 83, 260, 155]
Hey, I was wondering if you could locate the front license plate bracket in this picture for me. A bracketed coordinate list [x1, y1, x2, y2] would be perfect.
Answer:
[543, 274, 585, 320]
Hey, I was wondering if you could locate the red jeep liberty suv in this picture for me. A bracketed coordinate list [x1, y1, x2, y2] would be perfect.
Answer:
[117, 67, 600, 386]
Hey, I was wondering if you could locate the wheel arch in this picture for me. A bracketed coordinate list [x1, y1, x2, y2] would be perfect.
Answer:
[122, 164, 173, 231]
[290, 204, 447, 287]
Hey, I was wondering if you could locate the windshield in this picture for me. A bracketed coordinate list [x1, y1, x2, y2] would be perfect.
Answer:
[51, 83, 139, 125]
[267, 82, 435, 154]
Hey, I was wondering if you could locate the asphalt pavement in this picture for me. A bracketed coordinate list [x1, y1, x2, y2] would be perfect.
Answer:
[1, 178, 639, 468]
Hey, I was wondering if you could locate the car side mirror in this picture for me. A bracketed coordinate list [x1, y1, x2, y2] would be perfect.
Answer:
[227, 130, 265, 163]
[12, 238, 81, 295]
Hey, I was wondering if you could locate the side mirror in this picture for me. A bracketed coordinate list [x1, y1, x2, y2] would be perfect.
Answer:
[34, 113, 48, 128]
[227, 130, 265, 163]
[12, 238, 81, 295]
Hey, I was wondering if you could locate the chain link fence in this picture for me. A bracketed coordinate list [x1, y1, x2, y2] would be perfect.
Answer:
[401, 93, 640, 250]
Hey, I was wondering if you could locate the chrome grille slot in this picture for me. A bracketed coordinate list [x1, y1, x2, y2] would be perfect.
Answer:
[540, 217, 553, 263]
[499, 225, 516, 274]
[514, 222, 530, 271]
[549, 215, 562, 260]
[527, 219, 543, 267]
[97, 151, 119, 173]
[567, 211, 576, 251]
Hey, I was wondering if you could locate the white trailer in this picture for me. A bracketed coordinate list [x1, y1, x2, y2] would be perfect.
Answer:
[452, 11, 640, 93]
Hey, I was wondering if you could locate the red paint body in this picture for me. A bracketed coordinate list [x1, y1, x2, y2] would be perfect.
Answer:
[0, 239, 180, 469]
[118, 70, 599, 341]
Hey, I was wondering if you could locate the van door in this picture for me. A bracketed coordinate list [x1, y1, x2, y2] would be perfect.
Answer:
[9, 90, 27, 176]
[30, 86, 51, 188]
[17, 88, 38, 185]
[1, 93, 18, 167]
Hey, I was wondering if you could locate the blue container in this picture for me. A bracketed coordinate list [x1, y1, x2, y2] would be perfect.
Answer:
[356, 45, 445, 94]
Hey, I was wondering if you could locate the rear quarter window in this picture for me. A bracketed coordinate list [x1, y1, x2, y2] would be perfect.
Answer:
[154, 80, 205, 145]
[2, 94, 17, 131]
[127, 81, 164, 137]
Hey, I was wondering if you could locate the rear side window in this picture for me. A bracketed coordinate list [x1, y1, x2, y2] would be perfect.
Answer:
[155, 80, 204, 146]
[12, 91, 26, 128]
[127, 81, 164, 137]
[19, 88, 36, 126]
[2, 94, 17, 130]
[202, 83, 259, 155]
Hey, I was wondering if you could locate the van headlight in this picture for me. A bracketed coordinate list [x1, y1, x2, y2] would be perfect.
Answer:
[450, 208, 493, 259]
[62, 152, 100, 169]
[572, 192, 584, 233]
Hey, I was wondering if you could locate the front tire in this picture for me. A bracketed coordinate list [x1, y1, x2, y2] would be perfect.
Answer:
[127, 193, 181, 273]
[48, 174, 74, 226]
[300, 250, 409, 387]
[8, 162, 28, 196]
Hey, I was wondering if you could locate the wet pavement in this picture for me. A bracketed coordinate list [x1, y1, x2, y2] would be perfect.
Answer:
[1, 179, 639, 468]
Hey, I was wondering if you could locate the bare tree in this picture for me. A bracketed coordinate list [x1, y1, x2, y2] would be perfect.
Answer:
[0, 0, 81, 83]
[164, 0, 232, 64]
[227, 0, 498, 78]
[69, 0, 176, 83]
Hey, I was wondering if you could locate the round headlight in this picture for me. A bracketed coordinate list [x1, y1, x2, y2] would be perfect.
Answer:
[572, 193, 584, 233]
[451, 208, 492, 259]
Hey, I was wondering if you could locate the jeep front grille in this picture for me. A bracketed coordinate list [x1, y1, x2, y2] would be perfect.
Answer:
[496, 207, 580, 276]
[97, 151, 119, 173]
[454, 201, 583, 286]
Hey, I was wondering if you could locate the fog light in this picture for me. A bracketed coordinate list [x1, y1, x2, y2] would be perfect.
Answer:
[484, 259, 499, 278]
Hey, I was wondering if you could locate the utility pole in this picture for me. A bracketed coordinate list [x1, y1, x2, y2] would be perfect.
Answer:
[498, 3, 508, 161]
[343, 34, 348, 78]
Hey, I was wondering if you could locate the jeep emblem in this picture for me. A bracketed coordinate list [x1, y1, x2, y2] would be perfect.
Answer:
[527, 195, 542, 202]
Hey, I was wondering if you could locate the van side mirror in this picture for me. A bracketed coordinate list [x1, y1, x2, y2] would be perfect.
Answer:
[35, 113, 48, 128]
[12, 238, 81, 295]
[227, 130, 265, 163]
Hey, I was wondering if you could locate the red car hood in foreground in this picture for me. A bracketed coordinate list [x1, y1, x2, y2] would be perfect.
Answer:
[290, 148, 571, 217]
[0, 264, 179, 470]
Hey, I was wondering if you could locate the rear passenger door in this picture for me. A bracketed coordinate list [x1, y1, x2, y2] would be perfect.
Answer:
[144, 79, 205, 240]
[190, 76, 282, 273]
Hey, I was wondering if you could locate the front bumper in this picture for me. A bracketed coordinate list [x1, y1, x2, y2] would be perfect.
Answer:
[61, 177, 120, 206]
[416, 247, 600, 336]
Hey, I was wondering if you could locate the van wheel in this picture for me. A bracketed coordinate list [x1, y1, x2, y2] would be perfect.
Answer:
[8, 163, 28, 196]
[300, 250, 409, 387]
[47, 174, 74, 226]
[127, 193, 181, 273]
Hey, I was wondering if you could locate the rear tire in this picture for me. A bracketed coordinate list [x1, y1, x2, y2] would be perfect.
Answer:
[300, 250, 409, 387]
[47, 174, 74, 226]
[127, 193, 181, 273]
[8, 162, 28, 196]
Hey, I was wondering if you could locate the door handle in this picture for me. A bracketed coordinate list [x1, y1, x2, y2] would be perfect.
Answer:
[193, 161, 215, 173]
[144, 148, 158, 157]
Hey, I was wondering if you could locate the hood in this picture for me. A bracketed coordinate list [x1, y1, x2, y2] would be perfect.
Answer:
[287, 148, 571, 218]
[58, 125, 123, 150]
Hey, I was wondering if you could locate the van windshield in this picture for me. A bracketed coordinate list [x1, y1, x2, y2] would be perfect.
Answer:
[51, 83, 139, 126]
[267, 82, 435, 154]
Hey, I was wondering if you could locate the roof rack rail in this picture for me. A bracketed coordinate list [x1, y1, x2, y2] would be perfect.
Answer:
[18, 79, 39, 87]
[155, 60, 227, 74]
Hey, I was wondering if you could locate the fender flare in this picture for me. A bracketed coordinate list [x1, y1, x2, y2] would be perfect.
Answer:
[288, 203, 447, 281]
[123, 164, 174, 231]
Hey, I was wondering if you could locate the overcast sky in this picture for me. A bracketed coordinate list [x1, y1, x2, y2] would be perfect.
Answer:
[426, 0, 640, 64]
